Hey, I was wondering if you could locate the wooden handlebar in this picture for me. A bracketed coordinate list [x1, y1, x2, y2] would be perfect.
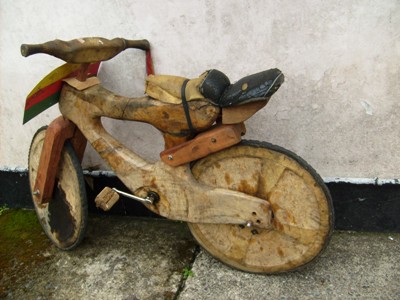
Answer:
[21, 37, 150, 63]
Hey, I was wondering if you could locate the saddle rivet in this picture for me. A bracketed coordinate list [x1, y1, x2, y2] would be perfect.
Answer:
[211, 137, 217, 143]
[168, 155, 173, 160]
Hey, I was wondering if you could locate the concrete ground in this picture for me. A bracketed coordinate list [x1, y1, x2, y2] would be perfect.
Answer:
[1, 212, 399, 300]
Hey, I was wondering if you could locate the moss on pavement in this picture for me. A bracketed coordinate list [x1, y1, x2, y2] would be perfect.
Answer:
[0, 209, 52, 297]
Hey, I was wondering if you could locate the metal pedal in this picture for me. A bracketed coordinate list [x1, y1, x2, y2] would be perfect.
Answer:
[95, 187, 120, 211]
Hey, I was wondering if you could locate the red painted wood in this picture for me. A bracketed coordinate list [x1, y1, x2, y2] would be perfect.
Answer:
[33, 116, 76, 204]
[146, 50, 154, 76]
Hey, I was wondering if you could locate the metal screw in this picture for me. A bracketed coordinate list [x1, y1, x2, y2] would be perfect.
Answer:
[168, 155, 173, 160]
[246, 221, 253, 228]
[33, 189, 40, 196]
[211, 137, 217, 143]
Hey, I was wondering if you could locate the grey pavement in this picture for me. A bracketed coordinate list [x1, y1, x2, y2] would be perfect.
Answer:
[2, 215, 400, 300]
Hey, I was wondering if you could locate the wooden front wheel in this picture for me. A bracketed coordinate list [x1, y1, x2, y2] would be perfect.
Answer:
[28, 126, 88, 250]
[189, 140, 333, 273]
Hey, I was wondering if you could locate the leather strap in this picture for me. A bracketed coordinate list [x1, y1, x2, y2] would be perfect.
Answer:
[181, 79, 195, 134]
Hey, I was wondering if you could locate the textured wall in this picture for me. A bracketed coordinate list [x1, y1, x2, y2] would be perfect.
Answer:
[1, 0, 399, 178]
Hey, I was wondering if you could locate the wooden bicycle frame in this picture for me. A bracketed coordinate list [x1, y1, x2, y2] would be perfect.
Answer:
[35, 80, 272, 229]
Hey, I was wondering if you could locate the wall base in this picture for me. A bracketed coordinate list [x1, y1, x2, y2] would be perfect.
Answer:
[1, 169, 399, 232]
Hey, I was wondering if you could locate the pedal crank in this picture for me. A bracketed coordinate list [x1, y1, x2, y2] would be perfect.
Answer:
[95, 187, 159, 211]
[112, 188, 159, 205]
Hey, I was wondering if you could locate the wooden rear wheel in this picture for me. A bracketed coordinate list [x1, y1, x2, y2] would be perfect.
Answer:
[28, 126, 88, 250]
[189, 140, 333, 273]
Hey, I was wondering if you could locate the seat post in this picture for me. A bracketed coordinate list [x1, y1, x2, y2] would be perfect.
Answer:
[76, 63, 90, 82]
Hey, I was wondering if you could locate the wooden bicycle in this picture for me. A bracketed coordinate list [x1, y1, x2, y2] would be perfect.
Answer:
[22, 37, 333, 273]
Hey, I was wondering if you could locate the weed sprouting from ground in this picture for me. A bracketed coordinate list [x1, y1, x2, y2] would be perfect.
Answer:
[0, 204, 9, 216]
[182, 266, 194, 279]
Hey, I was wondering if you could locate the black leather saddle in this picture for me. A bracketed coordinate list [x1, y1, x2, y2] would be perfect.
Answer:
[200, 68, 284, 107]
